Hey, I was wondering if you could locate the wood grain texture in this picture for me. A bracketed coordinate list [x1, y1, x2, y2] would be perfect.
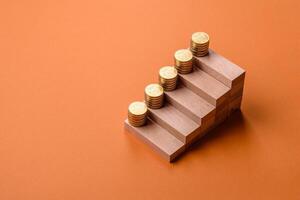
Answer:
[124, 48, 245, 162]
[215, 104, 229, 125]
[187, 116, 215, 146]
[124, 119, 184, 162]
[229, 86, 244, 112]
[179, 67, 230, 107]
[148, 103, 201, 143]
[164, 85, 215, 125]
[230, 77, 245, 95]
[194, 49, 245, 88]
[229, 95, 243, 113]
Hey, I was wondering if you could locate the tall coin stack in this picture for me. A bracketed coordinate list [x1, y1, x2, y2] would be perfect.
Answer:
[174, 49, 193, 74]
[145, 83, 164, 109]
[159, 66, 178, 91]
[190, 32, 210, 57]
[128, 101, 148, 127]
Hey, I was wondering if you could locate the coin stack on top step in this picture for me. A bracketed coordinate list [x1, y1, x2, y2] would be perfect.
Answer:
[145, 83, 164, 109]
[128, 101, 148, 127]
[190, 32, 210, 57]
[159, 66, 178, 91]
[174, 49, 194, 74]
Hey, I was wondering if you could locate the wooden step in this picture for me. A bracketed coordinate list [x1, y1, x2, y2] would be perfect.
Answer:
[193, 49, 245, 112]
[179, 67, 230, 107]
[230, 95, 243, 113]
[148, 103, 201, 144]
[124, 119, 185, 162]
[164, 85, 215, 126]
[193, 49, 245, 90]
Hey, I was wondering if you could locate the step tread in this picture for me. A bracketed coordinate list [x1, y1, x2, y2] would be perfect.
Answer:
[179, 67, 230, 106]
[165, 86, 215, 124]
[124, 119, 184, 161]
[194, 49, 245, 87]
[148, 103, 200, 143]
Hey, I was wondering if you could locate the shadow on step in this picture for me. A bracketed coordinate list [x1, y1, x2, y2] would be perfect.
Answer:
[172, 110, 249, 163]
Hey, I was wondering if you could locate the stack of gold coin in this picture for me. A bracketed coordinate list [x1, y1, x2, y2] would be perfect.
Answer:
[128, 101, 148, 127]
[159, 66, 178, 91]
[144, 83, 164, 109]
[174, 49, 193, 74]
[190, 32, 210, 57]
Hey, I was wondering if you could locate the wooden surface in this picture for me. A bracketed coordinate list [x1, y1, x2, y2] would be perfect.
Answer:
[194, 49, 245, 88]
[124, 119, 184, 161]
[179, 67, 230, 106]
[165, 85, 215, 124]
[1, 0, 299, 199]
[125, 49, 245, 161]
[148, 103, 200, 143]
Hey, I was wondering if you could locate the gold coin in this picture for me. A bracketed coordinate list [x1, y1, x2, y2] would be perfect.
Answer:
[128, 114, 147, 120]
[192, 32, 209, 44]
[159, 79, 177, 85]
[190, 47, 208, 52]
[128, 101, 147, 116]
[128, 118, 146, 124]
[145, 97, 164, 102]
[174, 49, 193, 62]
[192, 52, 209, 57]
[191, 40, 209, 46]
[176, 68, 193, 74]
[163, 86, 176, 91]
[159, 66, 177, 80]
[145, 83, 164, 97]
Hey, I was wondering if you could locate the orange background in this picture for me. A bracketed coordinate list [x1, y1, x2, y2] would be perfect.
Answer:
[0, 0, 300, 199]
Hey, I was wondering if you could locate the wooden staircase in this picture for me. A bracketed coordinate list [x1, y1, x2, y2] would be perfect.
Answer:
[124, 49, 245, 162]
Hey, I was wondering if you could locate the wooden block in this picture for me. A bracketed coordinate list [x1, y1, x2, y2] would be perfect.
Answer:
[179, 67, 230, 107]
[148, 103, 201, 144]
[187, 116, 215, 146]
[230, 78, 245, 96]
[215, 105, 229, 125]
[193, 49, 245, 89]
[230, 86, 244, 101]
[229, 85, 244, 112]
[124, 119, 185, 162]
[164, 85, 215, 125]
[229, 95, 243, 112]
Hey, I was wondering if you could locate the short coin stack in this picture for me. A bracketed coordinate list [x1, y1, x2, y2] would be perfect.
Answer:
[174, 49, 193, 74]
[159, 66, 178, 91]
[128, 101, 148, 127]
[145, 83, 164, 109]
[190, 32, 210, 57]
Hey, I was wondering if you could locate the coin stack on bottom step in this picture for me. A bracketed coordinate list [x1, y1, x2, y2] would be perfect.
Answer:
[128, 101, 148, 127]
[174, 49, 194, 74]
[190, 32, 210, 57]
[159, 66, 178, 91]
[145, 83, 164, 109]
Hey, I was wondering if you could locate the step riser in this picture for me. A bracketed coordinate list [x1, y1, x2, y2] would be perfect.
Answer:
[231, 78, 245, 95]
[148, 111, 184, 143]
[164, 86, 216, 125]
[165, 93, 201, 124]
[186, 117, 215, 146]
[179, 76, 215, 106]
[124, 119, 185, 162]
[178, 68, 230, 107]
[165, 92, 216, 128]
[180, 76, 230, 107]
[149, 114, 201, 144]
[230, 95, 243, 113]
[147, 104, 201, 144]
[193, 49, 245, 90]
[125, 48, 245, 162]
